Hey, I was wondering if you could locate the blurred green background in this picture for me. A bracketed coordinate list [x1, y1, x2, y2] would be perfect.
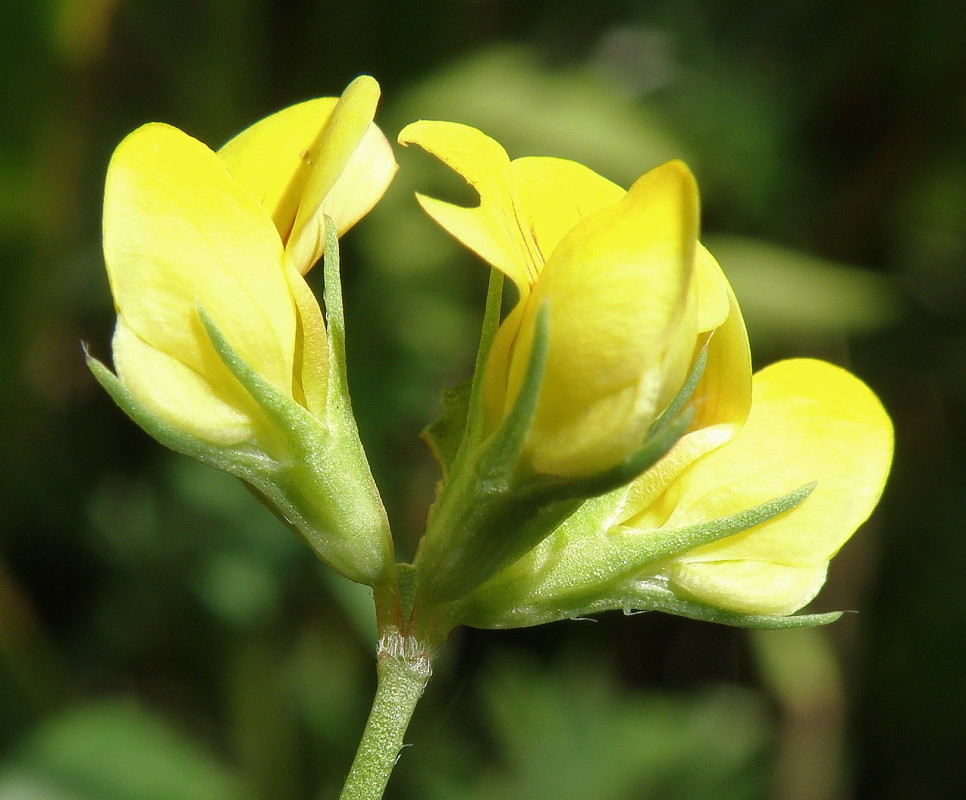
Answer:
[2, 1, 964, 798]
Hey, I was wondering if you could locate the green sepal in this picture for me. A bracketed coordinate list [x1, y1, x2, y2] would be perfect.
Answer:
[320, 216, 352, 419]
[412, 303, 568, 606]
[196, 306, 393, 588]
[465, 576, 843, 629]
[612, 586, 844, 629]
[85, 347, 272, 479]
[459, 266, 507, 452]
[413, 316, 708, 610]
[456, 481, 817, 628]
[422, 267, 506, 480]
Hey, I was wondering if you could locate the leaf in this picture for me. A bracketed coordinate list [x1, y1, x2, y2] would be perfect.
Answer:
[1, 700, 251, 800]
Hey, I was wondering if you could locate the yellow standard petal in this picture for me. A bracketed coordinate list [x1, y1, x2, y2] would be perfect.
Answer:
[509, 156, 625, 264]
[662, 358, 894, 614]
[505, 160, 699, 476]
[103, 122, 296, 440]
[217, 97, 338, 241]
[399, 119, 540, 293]
[398, 121, 626, 297]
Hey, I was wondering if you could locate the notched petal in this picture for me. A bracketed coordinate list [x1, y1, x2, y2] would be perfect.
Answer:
[399, 120, 539, 292]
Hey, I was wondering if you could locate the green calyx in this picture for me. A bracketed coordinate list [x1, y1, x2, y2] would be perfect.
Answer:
[455, 481, 824, 629]
[410, 268, 709, 622]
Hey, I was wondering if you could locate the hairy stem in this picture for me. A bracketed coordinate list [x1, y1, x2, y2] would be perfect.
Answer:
[338, 628, 434, 800]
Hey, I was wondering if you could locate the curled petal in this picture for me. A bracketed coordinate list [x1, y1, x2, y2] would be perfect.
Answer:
[398, 120, 541, 293]
[219, 76, 397, 274]
[316, 121, 397, 238]
[289, 76, 395, 272]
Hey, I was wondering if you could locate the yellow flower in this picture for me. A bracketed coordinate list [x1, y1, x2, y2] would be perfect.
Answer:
[91, 76, 397, 588]
[397, 123, 893, 625]
[104, 75, 396, 446]
[398, 121, 749, 477]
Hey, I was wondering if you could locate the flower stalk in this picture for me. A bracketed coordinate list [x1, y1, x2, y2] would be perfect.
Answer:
[338, 629, 434, 800]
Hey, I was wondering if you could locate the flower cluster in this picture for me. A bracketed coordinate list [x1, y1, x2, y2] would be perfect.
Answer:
[91, 77, 893, 640]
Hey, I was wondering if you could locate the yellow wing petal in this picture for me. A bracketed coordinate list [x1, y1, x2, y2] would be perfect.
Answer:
[104, 122, 295, 397]
[663, 358, 893, 614]
[587, 245, 751, 519]
[512, 160, 699, 476]
[667, 358, 893, 563]
[112, 319, 260, 445]
[398, 120, 540, 294]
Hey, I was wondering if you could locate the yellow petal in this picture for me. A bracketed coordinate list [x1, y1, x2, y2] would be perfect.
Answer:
[217, 97, 340, 241]
[317, 121, 397, 236]
[666, 358, 893, 564]
[284, 257, 328, 416]
[661, 358, 893, 615]
[670, 559, 830, 616]
[511, 160, 699, 476]
[219, 76, 396, 275]
[624, 245, 751, 510]
[104, 122, 296, 398]
[112, 319, 259, 445]
[620, 280, 750, 525]
[689, 247, 752, 433]
[288, 76, 396, 272]
[509, 156, 624, 263]
[398, 120, 541, 294]
[694, 244, 731, 334]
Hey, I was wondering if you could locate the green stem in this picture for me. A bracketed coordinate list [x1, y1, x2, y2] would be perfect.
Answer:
[338, 627, 434, 800]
